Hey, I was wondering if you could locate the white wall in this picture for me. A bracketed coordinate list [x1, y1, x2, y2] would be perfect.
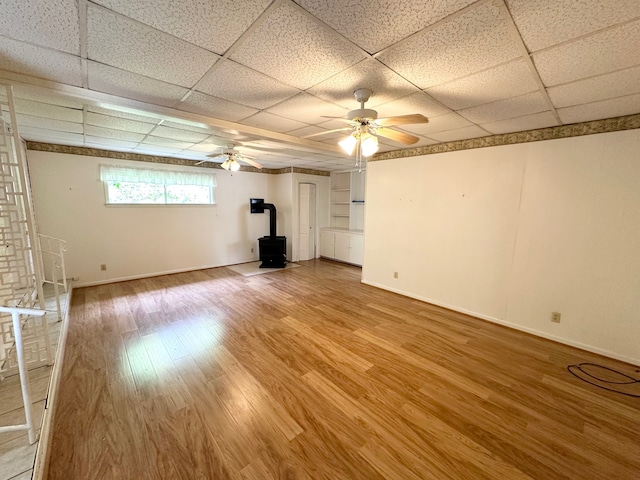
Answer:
[362, 129, 640, 365]
[27, 151, 273, 285]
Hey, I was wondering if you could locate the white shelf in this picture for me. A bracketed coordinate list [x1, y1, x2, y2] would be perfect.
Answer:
[329, 170, 366, 231]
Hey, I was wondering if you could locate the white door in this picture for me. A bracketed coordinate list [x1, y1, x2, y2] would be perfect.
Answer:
[298, 183, 316, 261]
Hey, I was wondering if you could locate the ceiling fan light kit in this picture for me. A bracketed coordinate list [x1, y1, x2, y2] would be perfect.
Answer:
[220, 157, 241, 171]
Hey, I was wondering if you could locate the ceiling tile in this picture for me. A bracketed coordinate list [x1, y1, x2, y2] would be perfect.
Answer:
[160, 120, 216, 135]
[308, 59, 420, 108]
[266, 93, 348, 124]
[377, 0, 521, 89]
[374, 92, 451, 119]
[18, 126, 84, 145]
[87, 4, 220, 87]
[148, 125, 210, 143]
[16, 114, 82, 134]
[87, 62, 189, 108]
[175, 151, 208, 161]
[481, 111, 559, 134]
[85, 125, 146, 143]
[295, 0, 476, 53]
[141, 136, 195, 150]
[12, 88, 84, 109]
[91, 0, 271, 54]
[87, 105, 161, 124]
[85, 142, 134, 153]
[458, 91, 549, 124]
[558, 93, 640, 124]
[427, 125, 489, 142]
[402, 112, 472, 135]
[0, 0, 80, 54]
[426, 59, 538, 110]
[240, 112, 308, 133]
[188, 142, 235, 153]
[506, 0, 640, 52]
[196, 60, 299, 109]
[134, 145, 184, 155]
[86, 112, 156, 134]
[547, 65, 640, 108]
[14, 99, 83, 123]
[177, 92, 258, 122]
[286, 124, 339, 139]
[0, 37, 82, 86]
[532, 19, 640, 87]
[229, 1, 367, 89]
[85, 136, 139, 149]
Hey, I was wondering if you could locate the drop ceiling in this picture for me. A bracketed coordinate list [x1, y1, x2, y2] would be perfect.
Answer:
[0, 0, 639, 171]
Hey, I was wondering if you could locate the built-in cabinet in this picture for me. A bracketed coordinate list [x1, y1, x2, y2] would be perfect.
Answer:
[320, 229, 364, 266]
[321, 170, 366, 266]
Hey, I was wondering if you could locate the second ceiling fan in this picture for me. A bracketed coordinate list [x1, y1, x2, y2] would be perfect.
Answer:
[196, 145, 263, 171]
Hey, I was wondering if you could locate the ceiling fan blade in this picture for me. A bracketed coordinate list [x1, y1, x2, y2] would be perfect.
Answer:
[303, 127, 353, 139]
[320, 116, 359, 125]
[241, 157, 263, 169]
[375, 114, 429, 126]
[376, 127, 420, 145]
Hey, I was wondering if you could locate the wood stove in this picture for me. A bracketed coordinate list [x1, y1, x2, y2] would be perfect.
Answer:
[251, 199, 287, 268]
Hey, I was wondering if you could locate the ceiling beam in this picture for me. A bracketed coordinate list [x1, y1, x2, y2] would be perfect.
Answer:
[0, 69, 344, 155]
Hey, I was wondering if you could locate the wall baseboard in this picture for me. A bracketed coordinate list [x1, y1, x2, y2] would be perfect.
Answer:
[74, 259, 259, 287]
[361, 279, 640, 367]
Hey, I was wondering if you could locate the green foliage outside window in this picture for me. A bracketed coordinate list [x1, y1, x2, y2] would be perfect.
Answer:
[107, 181, 213, 205]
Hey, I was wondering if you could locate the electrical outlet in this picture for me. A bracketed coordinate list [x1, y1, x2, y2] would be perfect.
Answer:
[100, 264, 107, 271]
[393, 271, 398, 279]
[551, 311, 561, 323]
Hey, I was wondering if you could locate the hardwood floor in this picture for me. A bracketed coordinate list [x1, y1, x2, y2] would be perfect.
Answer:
[47, 260, 640, 479]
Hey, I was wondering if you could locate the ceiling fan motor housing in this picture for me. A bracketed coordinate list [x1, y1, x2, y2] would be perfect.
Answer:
[347, 109, 378, 122]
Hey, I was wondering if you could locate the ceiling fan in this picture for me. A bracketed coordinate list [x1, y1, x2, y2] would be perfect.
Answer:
[306, 88, 429, 169]
[196, 145, 263, 171]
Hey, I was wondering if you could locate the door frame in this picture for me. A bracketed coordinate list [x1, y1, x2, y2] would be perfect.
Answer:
[293, 180, 320, 262]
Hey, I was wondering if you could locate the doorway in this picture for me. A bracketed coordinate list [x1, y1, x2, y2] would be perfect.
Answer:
[298, 183, 316, 261]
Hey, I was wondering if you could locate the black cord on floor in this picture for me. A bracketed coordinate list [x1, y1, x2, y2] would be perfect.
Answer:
[567, 362, 640, 398]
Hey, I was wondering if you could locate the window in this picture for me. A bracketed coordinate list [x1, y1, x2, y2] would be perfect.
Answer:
[100, 164, 216, 205]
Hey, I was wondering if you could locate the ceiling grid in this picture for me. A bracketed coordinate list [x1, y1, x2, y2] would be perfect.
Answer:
[0, 0, 637, 170]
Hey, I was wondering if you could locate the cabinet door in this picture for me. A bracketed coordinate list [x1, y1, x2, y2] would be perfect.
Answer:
[334, 232, 351, 262]
[319, 230, 334, 258]
[349, 234, 364, 266]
